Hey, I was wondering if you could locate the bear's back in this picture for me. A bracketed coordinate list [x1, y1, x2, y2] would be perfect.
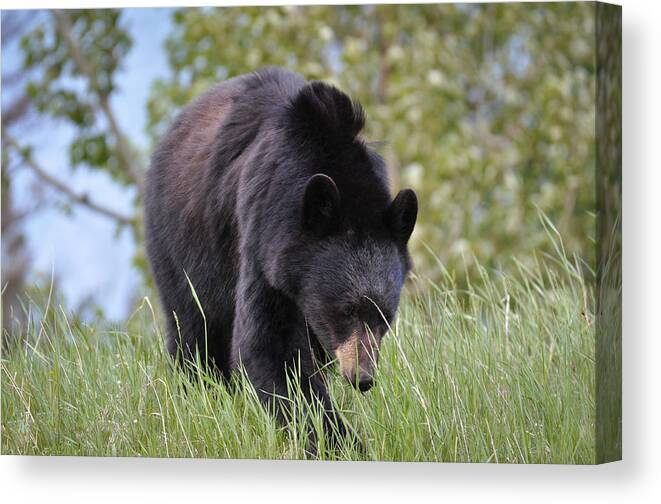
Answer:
[146, 68, 306, 222]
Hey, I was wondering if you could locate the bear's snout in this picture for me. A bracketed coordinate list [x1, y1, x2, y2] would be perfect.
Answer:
[356, 375, 374, 392]
[334, 328, 379, 392]
[346, 368, 375, 393]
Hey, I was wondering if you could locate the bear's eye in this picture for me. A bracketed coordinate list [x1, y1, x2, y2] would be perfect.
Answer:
[341, 305, 356, 318]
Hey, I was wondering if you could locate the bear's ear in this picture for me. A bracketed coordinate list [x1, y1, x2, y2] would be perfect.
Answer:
[385, 189, 418, 244]
[302, 174, 341, 236]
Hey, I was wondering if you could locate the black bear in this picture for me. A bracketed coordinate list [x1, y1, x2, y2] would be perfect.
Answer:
[144, 67, 417, 445]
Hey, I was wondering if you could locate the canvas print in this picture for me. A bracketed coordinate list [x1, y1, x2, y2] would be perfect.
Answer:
[1, 2, 621, 463]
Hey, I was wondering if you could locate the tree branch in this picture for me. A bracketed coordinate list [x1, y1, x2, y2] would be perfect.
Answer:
[1, 93, 31, 126]
[4, 134, 135, 227]
[50, 9, 144, 193]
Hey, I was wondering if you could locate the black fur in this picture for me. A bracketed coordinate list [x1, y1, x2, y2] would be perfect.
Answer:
[144, 67, 418, 447]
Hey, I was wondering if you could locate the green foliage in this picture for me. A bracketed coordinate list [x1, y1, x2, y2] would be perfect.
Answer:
[12, 5, 599, 290]
[20, 10, 136, 185]
[148, 4, 597, 283]
[2, 246, 595, 462]
[15, 9, 147, 289]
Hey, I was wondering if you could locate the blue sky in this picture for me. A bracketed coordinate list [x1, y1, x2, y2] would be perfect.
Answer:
[3, 8, 174, 320]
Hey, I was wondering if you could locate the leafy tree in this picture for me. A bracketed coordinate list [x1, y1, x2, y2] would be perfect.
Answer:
[5, 4, 599, 320]
[2, 11, 42, 337]
[4, 9, 150, 305]
[148, 3, 597, 283]
[6, 9, 142, 226]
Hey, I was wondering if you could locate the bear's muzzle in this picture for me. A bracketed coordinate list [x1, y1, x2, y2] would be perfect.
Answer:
[334, 326, 379, 392]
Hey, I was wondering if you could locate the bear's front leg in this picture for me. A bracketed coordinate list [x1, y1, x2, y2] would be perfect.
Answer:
[231, 270, 357, 455]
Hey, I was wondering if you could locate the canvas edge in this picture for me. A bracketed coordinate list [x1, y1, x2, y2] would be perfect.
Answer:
[594, 0, 622, 465]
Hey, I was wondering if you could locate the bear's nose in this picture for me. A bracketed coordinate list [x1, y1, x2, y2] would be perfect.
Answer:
[357, 376, 374, 392]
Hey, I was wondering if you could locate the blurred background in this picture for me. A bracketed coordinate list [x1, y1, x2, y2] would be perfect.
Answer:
[1, 4, 597, 335]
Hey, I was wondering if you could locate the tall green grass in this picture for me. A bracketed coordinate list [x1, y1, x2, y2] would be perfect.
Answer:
[1, 240, 595, 462]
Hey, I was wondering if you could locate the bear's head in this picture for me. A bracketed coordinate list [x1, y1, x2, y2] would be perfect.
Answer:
[294, 173, 418, 392]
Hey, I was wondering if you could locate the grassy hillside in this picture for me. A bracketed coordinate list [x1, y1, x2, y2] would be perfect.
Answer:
[1, 239, 595, 463]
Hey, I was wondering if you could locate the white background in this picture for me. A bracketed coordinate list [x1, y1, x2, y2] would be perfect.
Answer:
[1, 0, 658, 502]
